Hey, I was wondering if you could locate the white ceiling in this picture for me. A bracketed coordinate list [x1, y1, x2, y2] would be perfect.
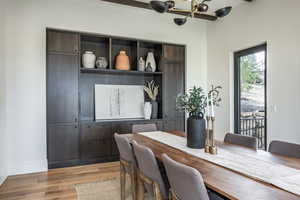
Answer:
[138, 0, 246, 14]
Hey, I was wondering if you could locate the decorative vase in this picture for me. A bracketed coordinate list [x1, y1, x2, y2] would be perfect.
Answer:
[116, 51, 130, 70]
[138, 57, 145, 71]
[145, 52, 156, 72]
[151, 101, 158, 119]
[145, 63, 153, 72]
[187, 113, 206, 149]
[82, 51, 96, 68]
[96, 57, 108, 69]
[144, 102, 152, 120]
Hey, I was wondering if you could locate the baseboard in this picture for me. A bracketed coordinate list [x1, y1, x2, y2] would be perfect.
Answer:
[8, 159, 48, 176]
[0, 175, 7, 186]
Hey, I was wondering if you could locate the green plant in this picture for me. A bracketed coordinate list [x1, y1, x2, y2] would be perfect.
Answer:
[177, 85, 222, 116]
[240, 54, 263, 91]
[144, 80, 159, 101]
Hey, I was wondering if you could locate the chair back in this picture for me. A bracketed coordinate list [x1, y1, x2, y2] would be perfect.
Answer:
[269, 140, 300, 159]
[224, 133, 257, 150]
[132, 141, 168, 199]
[132, 123, 157, 133]
[114, 133, 135, 164]
[162, 154, 209, 200]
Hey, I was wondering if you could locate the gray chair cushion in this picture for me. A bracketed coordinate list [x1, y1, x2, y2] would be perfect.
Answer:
[114, 133, 136, 165]
[132, 124, 157, 133]
[269, 140, 300, 159]
[224, 133, 257, 150]
[162, 154, 210, 200]
[132, 141, 168, 199]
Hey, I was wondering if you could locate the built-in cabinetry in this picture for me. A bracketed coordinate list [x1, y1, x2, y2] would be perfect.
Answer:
[46, 29, 185, 168]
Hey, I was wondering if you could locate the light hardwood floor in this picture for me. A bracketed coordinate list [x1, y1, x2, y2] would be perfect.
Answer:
[0, 162, 120, 200]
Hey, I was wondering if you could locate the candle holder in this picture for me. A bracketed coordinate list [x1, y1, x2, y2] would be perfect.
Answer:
[205, 116, 218, 155]
[205, 116, 211, 153]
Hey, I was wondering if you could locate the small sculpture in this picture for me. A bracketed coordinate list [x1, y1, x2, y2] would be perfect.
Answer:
[138, 57, 146, 71]
[145, 52, 156, 72]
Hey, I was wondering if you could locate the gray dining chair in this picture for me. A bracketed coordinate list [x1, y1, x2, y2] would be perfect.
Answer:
[162, 154, 210, 200]
[114, 133, 137, 200]
[132, 123, 157, 133]
[132, 140, 168, 200]
[269, 140, 300, 159]
[224, 133, 258, 150]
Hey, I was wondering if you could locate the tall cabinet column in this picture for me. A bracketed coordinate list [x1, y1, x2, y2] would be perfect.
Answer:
[162, 44, 185, 131]
[46, 30, 80, 168]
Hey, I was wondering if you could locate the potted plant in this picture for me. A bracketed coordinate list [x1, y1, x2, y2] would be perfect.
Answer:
[144, 80, 159, 119]
[177, 86, 222, 149]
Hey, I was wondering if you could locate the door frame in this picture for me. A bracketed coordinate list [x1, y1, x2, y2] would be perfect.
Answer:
[234, 43, 267, 150]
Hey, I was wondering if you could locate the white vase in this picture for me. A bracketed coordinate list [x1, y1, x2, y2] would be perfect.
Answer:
[138, 57, 145, 71]
[144, 102, 152, 120]
[82, 51, 96, 68]
[145, 52, 156, 72]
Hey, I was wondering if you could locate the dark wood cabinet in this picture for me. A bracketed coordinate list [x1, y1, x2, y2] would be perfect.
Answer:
[48, 124, 80, 168]
[47, 30, 80, 168]
[80, 123, 111, 161]
[47, 29, 185, 168]
[47, 30, 79, 54]
[47, 54, 79, 124]
[162, 44, 185, 131]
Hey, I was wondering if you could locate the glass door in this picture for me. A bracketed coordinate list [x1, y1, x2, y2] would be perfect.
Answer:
[234, 44, 267, 149]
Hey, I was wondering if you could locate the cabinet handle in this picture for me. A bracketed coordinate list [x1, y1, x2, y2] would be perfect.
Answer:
[75, 118, 78, 122]
[75, 125, 78, 129]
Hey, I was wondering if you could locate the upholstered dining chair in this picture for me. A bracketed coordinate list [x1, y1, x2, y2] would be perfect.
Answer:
[161, 154, 210, 200]
[269, 140, 300, 159]
[132, 141, 168, 200]
[132, 123, 158, 133]
[224, 133, 258, 150]
[114, 133, 137, 200]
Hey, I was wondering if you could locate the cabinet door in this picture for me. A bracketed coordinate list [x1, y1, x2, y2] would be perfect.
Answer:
[162, 45, 185, 123]
[47, 54, 78, 124]
[48, 124, 79, 163]
[80, 123, 111, 160]
[47, 30, 79, 54]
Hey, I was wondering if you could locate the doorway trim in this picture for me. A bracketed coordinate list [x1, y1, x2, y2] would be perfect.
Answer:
[233, 43, 267, 150]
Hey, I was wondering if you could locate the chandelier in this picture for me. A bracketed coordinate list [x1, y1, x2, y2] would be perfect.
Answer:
[150, 0, 232, 25]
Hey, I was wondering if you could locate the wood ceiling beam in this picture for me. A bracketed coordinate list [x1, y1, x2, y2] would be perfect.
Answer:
[101, 0, 218, 21]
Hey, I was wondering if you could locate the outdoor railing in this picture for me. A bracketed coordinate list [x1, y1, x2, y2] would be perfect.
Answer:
[240, 117, 265, 149]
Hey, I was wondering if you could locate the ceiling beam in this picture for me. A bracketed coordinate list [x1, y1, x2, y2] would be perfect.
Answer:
[101, 0, 218, 21]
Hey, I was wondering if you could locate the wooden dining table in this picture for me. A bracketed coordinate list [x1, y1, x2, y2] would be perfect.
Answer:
[127, 131, 300, 200]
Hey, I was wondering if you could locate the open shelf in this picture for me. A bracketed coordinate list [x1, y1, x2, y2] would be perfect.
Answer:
[138, 41, 162, 72]
[80, 34, 110, 69]
[111, 38, 137, 70]
[80, 68, 163, 75]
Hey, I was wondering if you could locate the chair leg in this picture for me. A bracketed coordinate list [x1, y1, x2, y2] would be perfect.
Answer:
[168, 189, 172, 200]
[136, 172, 145, 200]
[120, 162, 126, 200]
[130, 165, 137, 200]
[153, 182, 163, 200]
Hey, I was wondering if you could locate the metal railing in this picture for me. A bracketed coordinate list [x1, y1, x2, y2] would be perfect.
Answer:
[240, 117, 265, 149]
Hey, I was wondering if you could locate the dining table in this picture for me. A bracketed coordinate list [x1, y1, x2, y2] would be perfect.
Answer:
[126, 131, 300, 200]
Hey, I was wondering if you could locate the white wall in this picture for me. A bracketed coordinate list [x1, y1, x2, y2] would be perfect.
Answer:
[3, 0, 207, 175]
[0, 0, 8, 185]
[207, 0, 300, 144]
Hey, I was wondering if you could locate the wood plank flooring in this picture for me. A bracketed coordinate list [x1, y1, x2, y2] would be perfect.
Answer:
[0, 162, 120, 200]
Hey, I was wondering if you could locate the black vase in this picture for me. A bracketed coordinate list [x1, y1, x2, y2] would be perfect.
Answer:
[151, 101, 158, 119]
[187, 113, 206, 149]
